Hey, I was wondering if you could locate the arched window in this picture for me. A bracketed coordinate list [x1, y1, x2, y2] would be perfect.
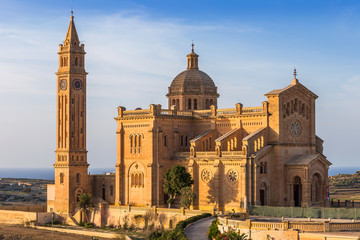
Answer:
[102, 185, 106, 200]
[264, 162, 267, 174]
[209, 137, 212, 149]
[76, 173, 81, 184]
[164, 135, 167, 147]
[301, 104, 305, 116]
[210, 99, 214, 106]
[176, 99, 179, 107]
[135, 173, 139, 186]
[75, 57, 78, 66]
[138, 135, 141, 148]
[131, 173, 135, 187]
[260, 163, 263, 174]
[185, 136, 188, 146]
[134, 135, 137, 147]
[286, 102, 290, 116]
[60, 57, 63, 67]
[202, 141, 205, 150]
[110, 185, 114, 196]
[180, 136, 184, 146]
[140, 173, 144, 187]
[193, 99, 198, 110]
[188, 99, 192, 110]
[60, 173, 64, 184]
[206, 99, 210, 109]
[130, 135, 133, 148]
[172, 99, 175, 105]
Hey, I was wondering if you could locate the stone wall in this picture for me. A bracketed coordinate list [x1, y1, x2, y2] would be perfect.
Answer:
[85, 205, 212, 229]
[0, 205, 46, 212]
[0, 210, 38, 224]
[250, 205, 360, 219]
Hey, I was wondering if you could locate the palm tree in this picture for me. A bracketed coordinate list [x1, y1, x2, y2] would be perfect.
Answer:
[77, 193, 93, 223]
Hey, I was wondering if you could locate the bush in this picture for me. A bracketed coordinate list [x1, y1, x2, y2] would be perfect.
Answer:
[208, 219, 220, 240]
[148, 213, 211, 240]
[214, 229, 248, 240]
[84, 222, 94, 228]
[148, 230, 162, 240]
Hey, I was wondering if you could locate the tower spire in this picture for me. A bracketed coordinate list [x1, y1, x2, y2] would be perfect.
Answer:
[64, 11, 80, 46]
[187, 42, 199, 70]
[291, 67, 299, 85]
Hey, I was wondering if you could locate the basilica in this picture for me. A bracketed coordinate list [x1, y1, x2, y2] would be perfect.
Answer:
[47, 14, 331, 214]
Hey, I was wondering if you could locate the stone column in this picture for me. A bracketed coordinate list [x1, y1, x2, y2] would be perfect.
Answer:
[115, 120, 124, 206]
[214, 160, 220, 211]
[302, 180, 310, 207]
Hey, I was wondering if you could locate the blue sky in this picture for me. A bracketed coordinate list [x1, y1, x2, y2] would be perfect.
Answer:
[0, 0, 359, 169]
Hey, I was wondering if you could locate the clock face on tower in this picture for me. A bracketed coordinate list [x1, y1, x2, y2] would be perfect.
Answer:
[59, 79, 67, 91]
[290, 120, 302, 137]
[73, 79, 82, 90]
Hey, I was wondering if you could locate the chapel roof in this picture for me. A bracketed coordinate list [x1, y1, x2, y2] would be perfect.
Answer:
[265, 68, 318, 99]
[285, 154, 331, 166]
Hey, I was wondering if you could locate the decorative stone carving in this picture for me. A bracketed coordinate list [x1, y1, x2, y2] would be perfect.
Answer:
[201, 169, 212, 183]
[228, 169, 238, 182]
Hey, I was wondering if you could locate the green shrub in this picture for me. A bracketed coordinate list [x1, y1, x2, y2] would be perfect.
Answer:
[208, 219, 220, 240]
[148, 230, 162, 240]
[148, 213, 211, 240]
[84, 222, 94, 228]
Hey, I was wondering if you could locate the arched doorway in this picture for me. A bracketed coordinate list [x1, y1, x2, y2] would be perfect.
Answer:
[293, 176, 302, 207]
[311, 173, 321, 204]
[260, 182, 268, 206]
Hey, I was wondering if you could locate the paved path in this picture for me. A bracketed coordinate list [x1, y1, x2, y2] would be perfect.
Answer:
[184, 217, 215, 240]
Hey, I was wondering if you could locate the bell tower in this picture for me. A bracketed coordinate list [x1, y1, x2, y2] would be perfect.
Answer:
[54, 12, 90, 213]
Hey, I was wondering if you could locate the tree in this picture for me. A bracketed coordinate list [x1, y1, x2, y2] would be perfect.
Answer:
[180, 186, 197, 209]
[163, 165, 193, 208]
[77, 193, 93, 224]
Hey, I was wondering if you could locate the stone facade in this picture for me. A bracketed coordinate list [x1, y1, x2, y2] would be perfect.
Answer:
[48, 14, 331, 214]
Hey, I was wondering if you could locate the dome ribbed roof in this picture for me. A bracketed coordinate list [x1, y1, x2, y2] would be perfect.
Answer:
[169, 69, 217, 95]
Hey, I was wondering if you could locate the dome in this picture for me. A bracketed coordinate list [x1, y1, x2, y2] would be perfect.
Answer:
[168, 69, 217, 95]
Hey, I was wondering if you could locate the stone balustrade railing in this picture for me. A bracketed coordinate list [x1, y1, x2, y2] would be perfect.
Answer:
[242, 106, 264, 113]
[116, 103, 267, 119]
[218, 216, 360, 233]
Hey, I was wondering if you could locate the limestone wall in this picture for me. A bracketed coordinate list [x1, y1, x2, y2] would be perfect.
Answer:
[0, 205, 46, 212]
[0, 210, 37, 224]
[86, 205, 212, 228]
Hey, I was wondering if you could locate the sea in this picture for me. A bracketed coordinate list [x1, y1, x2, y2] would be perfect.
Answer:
[0, 166, 358, 180]
[0, 168, 115, 180]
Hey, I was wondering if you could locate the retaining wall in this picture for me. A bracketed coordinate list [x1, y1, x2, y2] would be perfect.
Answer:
[250, 206, 360, 219]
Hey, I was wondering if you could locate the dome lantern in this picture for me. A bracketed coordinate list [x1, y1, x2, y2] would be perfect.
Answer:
[166, 44, 219, 111]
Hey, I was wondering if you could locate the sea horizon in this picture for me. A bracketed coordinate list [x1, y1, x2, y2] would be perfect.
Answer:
[0, 166, 358, 180]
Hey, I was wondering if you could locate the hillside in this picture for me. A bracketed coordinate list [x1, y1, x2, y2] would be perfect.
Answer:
[0, 178, 53, 206]
[329, 171, 360, 201]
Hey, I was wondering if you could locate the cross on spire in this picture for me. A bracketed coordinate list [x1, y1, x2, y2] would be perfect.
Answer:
[191, 41, 194, 52]
[291, 67, 299, 85]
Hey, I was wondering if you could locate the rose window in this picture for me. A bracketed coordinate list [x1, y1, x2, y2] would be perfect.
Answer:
[228, 170, 238, 182]
[201, 169, 212, 183]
